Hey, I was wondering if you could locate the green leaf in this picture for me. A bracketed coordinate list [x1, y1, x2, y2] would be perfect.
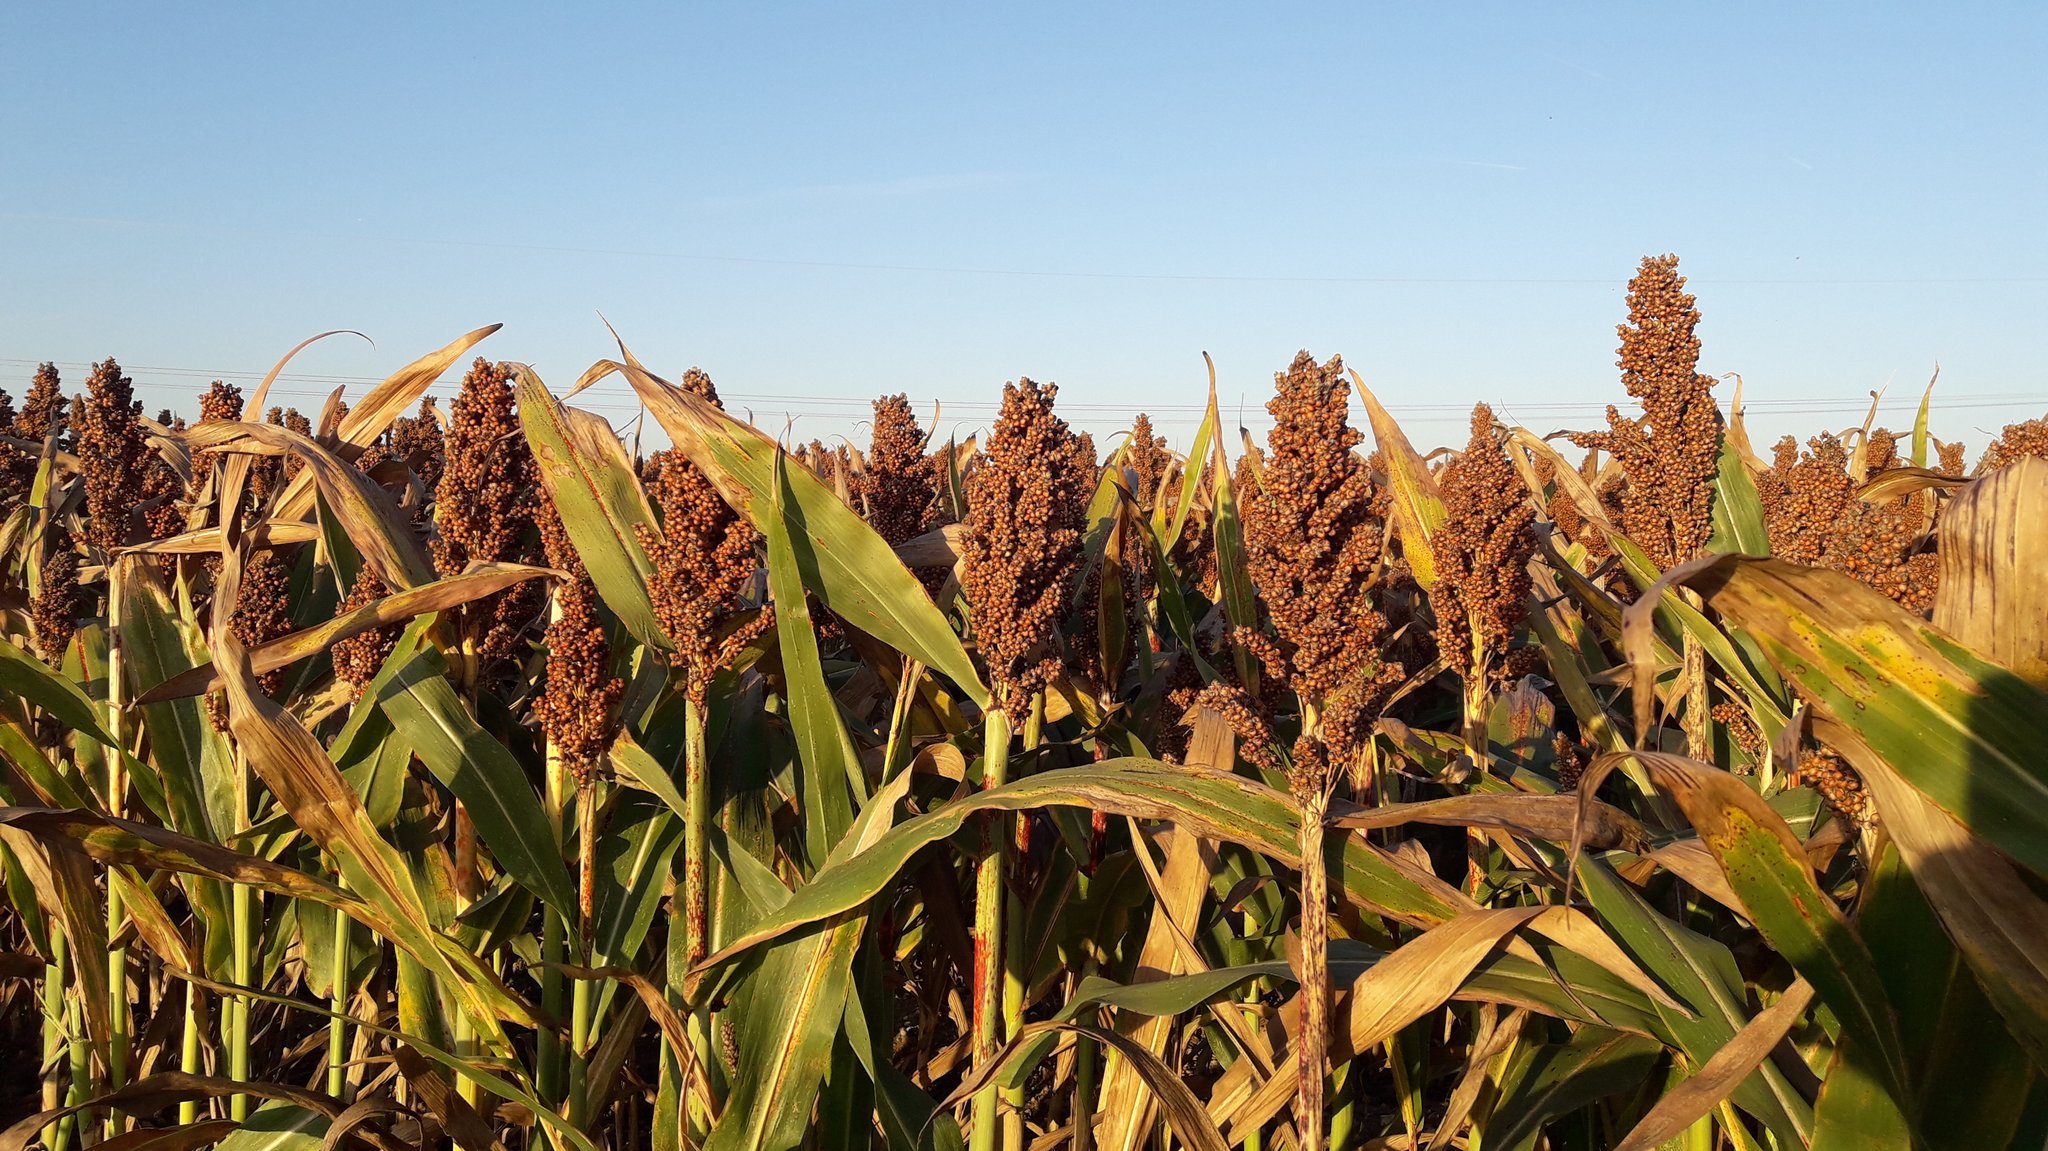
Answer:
[1706, 433, 1770, 557]
[1484, 1028, 1666, 1150]
[696, 759, 1468, 976]
[1686, 557, 2048, 877]
[1615, 751, 1910, 1108]
[703, 750, 915, 1151]
[613, 358, 990, 706]
[1353, 369, 1448, 588]
[1857, 838, 2032, 1151]
[376, 646, 579, 919]
[762, 449, 860, 867]
[0, 635, 120, 747]
[1563, 850, 1814, 1147]
[119, 571, 231, 843]
[203, 1102, 329, 1151]
[513, 365, 671, 652]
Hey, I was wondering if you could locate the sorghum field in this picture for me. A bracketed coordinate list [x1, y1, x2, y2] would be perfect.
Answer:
[1, 254, 2045, 1151]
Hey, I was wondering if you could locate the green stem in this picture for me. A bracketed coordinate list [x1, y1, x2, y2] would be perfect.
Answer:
[178, 979, 203, 1124]
[230, 878, 252, 1121]
[569, 779, 598, 1130]
[104, 562, 129, 1138]
[57, 953, 87, 1151]
[1296, 785, 1331, 1151]
[1070, 961, 1099, 1151]
[540, 630, 571, 1110]
[968, 704, 1013, 1151]
[879, 659, 923, 785]
[998, 694, 1044, 1151]
[326, 902, 351, 1102]
[682, 697, 714, 1144]
[570, 964, 594, 1130]
[43, 930, 68, 1149]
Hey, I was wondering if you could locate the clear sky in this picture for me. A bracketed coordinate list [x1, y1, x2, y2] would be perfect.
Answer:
[3, 3, 2043, 452]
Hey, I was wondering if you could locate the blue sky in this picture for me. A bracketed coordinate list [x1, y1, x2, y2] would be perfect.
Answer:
[3, 3, 2043, 451]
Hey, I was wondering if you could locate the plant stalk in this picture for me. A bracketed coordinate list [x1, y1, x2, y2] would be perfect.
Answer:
[998, 692, 1044, 1151]
[968, 703, 1013, 1151]
[569, 778, 598, 1130]
[1297, 784, 1331, 1151]
[104, 562, 129, 1137]
[230, 875, 252, 1121]
[681, 696, 714, 1143]
[540, 621, 570, 1108]
[326, 903, 351, 1101]
[178, 979, 203, 1124]
[43, 930, 68, 1149]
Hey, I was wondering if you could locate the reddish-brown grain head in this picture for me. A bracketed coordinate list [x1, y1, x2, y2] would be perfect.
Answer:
[639, 371, 774, 704]
[960, 378, 1097, 708]
[1433, 405, 1535, 685]
[859, 393, 937, 548]
[76, 358, 154, 555]
[1241, 352, 1401, 784]
[434, 358, 546, 669]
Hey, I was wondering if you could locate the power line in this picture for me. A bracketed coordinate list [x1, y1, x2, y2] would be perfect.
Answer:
[4, 357, 2042, 429]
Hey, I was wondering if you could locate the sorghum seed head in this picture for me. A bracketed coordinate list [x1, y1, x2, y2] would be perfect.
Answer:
[31, 544, 80, 661]
[639, 371, 774, 704]
[333, 565, 402, 700]
[534, 510, 624, 785]
[859, 394, 938, 548]
[961, 378, 1097, 708]
[1799, 749, 1875, 828]
[1241, 352, 1401, 784]
[76, 358, 153, 555]
[198, 381, 244, 424]
[1982, 416, 2048, 472]
[16, 363, 65, 444]
[1432, 405, 1535, 686]
[434, 358, 546, 671]
[1568, 255, 1723, 570]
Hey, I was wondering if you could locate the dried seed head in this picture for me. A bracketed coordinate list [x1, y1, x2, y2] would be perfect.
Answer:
[1569, 256, 1723, 569]
[1432, 406, 1535, 685]
[434, 359, 546, 669]
[76, 358, 153, 555]
[859, 394, 937, 548]
[207, 547, 297, 729]
[639, 371, 774, 704]
[0, 388, 23, 514]
[1799, 749, 1874, 828]
[1937, 440, 1966, 477]
[62, 395, 85, 453]
[961, 378, 1097, 707]
[390, 396, 445, 492]
[1242, 352, 1400, 783]
[333, 565, 402, 700]
[199, 381, 244, 424]
[1713, 701, 1764, 760]
[1125, 414, 1170, 512]
[249, 406, 308, 499]
[536, 498, 623, 782]
[235, 549, 295, 689]
[1757, 433, 1852, 568]
[1184, 680, 1281, 770]
[1553, 733, 1588, 791]
[1982, 416, 2048, 472]
[139, 445, 185, 541]
[1120, 413, 1174, 599]
[1756, 432, 1937, 612]
[32, 544, 80, 661]
[16, 363, 65, 444]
